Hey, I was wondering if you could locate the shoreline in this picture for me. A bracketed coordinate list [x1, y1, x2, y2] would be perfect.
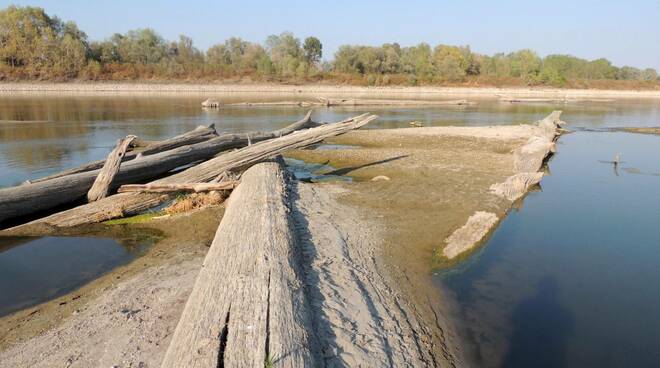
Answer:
[1, 82, 660, 99]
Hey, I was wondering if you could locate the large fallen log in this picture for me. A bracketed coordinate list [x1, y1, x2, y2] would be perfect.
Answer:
[161, 161, 321, 367]
[0, 111, 316, 227]
[87, 135, 137, 202]
[27, 124, 219, 184]
[5, 114, 375, 231]
[225, 97, 473, 107]
[117, 182, 237, 193]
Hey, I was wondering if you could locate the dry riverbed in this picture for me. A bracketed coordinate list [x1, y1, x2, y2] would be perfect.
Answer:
[0, 123, 550, 367]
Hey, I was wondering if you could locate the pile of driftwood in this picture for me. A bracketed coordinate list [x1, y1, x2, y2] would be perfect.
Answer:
[0, 111, 377, 232]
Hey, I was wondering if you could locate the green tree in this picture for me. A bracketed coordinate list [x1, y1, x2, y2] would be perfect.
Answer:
[266, 32, 304, 76]
[433, 45, 467, 81]
[114, 28, 167, 64]
[303, 36, 322, 65]
[401, 43, 433, 81]
[508, 49, 541, 80]
[0, 5, 88, 76]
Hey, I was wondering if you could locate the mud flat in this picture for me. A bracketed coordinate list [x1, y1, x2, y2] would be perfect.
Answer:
[1, 82, 660, 100]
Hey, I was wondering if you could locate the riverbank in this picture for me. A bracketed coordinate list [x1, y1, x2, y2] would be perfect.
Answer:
[1, 82, 660, 99]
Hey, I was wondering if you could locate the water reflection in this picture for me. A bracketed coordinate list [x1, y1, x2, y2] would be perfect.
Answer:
[1, 96, 660, 187]
[438, 132, 660, 367]
[502, 277, 574, 368]
[0, 226, 160, 317]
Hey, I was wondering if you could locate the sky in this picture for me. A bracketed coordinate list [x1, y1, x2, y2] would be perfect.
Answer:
[3, 0, 659, 70]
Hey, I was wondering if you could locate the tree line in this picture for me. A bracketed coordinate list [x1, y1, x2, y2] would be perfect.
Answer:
[0, 5, 657, 87]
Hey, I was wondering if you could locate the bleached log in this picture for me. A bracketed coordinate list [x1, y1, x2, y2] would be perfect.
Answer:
[117, 182, 237, 193]
[27, 124, 218, 184]
[0, 112, 316, 227]
[490, 172, 544, 201]
[443, 212, 499, 259]
[227, 98, 473, 107]
[161, 161, 321, 367]
[4, 113, 375, 231]
[513, 111, 564, 173]
[87, 135, 137, 202]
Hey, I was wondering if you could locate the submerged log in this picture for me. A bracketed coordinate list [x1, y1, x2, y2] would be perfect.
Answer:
[5, 114, 375, 230]
[513, 111, 564, 173]
[201, 98, 221, 108]
[490, 172, 544, 201]
[443, 211, 499, 259]
[117, 182, 237, 193]
[227, 98, 473, 107]
[27, 124, 218, 184]
[87, 135, 137, 202]
[0, 111, 316, 227]
[161, 161, 320, 367]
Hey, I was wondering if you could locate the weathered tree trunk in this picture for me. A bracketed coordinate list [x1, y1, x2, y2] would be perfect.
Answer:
[0, 111, 316, 227]
[117, 182, 237, 193]
[227, 98, 473, 107]
[4, 114, 375, 231]
[27, 125, 218, 184]
[161, 161, 321, 368]
[87, 135, 137, 202]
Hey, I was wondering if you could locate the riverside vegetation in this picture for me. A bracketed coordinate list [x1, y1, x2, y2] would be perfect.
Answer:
[0, 5, 659, 89]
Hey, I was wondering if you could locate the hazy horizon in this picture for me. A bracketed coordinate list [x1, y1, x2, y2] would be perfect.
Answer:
[3, 0, 659, 70]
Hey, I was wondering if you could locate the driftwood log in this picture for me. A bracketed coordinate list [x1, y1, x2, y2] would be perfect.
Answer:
[4, 113, 375, 231]
[161, 161, 320, 367]
[117, 182, 237, 193]
[443, 111, 565, 260]
[227, 97, 473, 107]
[87, 135, 137, 202]
[27, 124, 218, 184]
[0, 111, 316, 226]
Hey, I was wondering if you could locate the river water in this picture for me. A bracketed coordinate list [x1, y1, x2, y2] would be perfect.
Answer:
[0, 95, 659, 365]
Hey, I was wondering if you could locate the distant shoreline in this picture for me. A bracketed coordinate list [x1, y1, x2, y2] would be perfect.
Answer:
[1, 82, 660, 99]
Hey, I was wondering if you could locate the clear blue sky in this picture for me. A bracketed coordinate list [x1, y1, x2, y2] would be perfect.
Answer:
[3, 0, 659, 70]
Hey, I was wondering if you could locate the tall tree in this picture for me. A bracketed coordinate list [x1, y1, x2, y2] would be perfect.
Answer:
[303, 36, 322, 65]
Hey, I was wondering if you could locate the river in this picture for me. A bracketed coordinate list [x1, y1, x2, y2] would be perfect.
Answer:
[1, 95, 659, 366]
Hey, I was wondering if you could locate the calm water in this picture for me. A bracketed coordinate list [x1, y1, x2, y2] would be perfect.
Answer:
[1, 95, 659, 187]
[1, 96, 660, 363]
[0, 234, 155, 316]
[438, 131, 660, 367]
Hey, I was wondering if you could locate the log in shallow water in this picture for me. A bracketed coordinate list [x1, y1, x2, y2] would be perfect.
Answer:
[27, 124, 219, 184]
[0, 111, 317, 227]
[3, 113, 375, 231]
